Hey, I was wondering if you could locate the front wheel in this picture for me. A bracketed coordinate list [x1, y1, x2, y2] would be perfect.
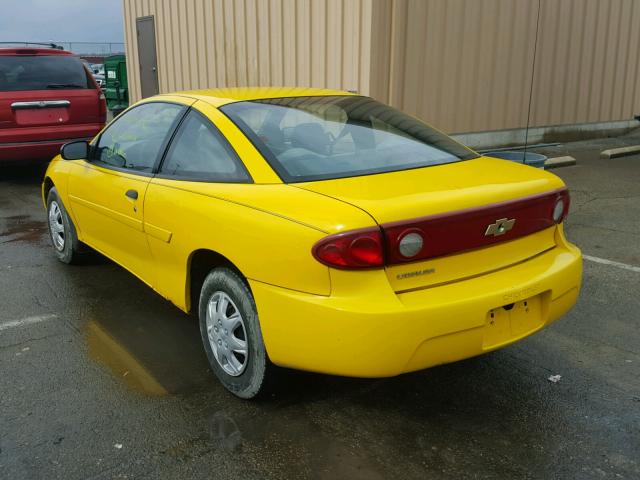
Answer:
[46, 187, 83, 264]
[198, 267, 272, 399]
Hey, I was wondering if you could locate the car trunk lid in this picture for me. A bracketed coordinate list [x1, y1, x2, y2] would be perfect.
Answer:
[297, 157, 567, 291]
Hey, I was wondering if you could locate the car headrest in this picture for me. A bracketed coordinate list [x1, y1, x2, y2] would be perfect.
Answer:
[259, 124, 284, 147]
[291, 123, 330, 155]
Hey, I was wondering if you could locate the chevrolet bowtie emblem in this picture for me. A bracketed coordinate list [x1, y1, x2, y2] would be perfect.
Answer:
[485, 218, 516, 237]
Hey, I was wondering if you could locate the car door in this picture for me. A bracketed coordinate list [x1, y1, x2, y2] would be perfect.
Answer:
[143, 107, 253, 307]
[66, 101, 187, 286]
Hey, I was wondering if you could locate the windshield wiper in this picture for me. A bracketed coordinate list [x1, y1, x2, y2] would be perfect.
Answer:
[46, 83, 85, 89]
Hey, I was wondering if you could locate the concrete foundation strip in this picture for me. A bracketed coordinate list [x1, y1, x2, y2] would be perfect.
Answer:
[544, 156, 576, 169]
[600, 145, 640, 159]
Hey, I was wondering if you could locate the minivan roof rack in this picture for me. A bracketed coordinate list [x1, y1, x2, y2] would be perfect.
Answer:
[0, 42, 65, 50]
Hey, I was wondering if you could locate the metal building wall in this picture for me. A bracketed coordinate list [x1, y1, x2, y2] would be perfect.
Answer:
[123, 0, 640, 134]
[369, 0, 538, 134]
[530, 0, 640, 128]
[123, 0, 373, 104]
[370, 0, 640, 134]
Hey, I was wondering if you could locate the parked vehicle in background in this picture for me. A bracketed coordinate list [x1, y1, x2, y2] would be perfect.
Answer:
[89, 63, 105, 87]
[103, 54, 128, 116]
[93, 73, 105, 88]
[90, 64, 104, 76]
[0, 47, 106, 164]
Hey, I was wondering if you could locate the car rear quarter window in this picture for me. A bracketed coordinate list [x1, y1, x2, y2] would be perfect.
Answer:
[159, 110, 251, 183]
[0, 55, 92, 91]
[93, 102, 185, 173]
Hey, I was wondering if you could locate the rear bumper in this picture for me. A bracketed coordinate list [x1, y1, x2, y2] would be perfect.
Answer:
[0, 124, 102, 163]
[250, 241, 582, 377]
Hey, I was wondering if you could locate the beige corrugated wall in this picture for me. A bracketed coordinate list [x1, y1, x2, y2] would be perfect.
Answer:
[369, 0, 540, 134]
[123, 0, 373, 103]
[531, 0, 640, 128]
[123, 0, 640, 134]
[370, 0, 640, 133]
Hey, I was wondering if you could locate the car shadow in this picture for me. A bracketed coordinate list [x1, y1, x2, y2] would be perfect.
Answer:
[0, 163, 48, 185]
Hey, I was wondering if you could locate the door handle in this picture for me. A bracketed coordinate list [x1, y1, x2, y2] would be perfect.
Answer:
[125, 189, 139, 200]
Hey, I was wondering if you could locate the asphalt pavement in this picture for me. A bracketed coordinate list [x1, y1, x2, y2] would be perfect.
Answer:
[0, 150, 639, 479]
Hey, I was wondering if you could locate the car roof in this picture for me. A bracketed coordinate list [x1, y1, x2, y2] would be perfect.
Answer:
[0, 48, 74, 56]
[162, 87, 356, 107]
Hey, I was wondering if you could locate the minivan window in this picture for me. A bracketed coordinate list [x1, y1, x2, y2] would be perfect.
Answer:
[160, 110, 251, 182]
[94, 102, 185, 173]
[221, 96, 478, 183]
[0, 55, 92, 91]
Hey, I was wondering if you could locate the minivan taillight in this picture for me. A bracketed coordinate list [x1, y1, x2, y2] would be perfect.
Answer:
[98, 92, 107, 123]
[312, 228, 384, 269]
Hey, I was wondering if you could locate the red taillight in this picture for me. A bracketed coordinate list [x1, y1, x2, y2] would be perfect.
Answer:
[312, 228, 384, 269]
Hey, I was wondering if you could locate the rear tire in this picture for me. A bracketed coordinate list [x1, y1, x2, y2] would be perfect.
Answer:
[46, 187, 82, 264]
[198, 267, 271, 399]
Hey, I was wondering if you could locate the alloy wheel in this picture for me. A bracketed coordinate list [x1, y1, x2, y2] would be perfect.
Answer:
[48, 201, 65, 251]
[205, 291, 249, 376]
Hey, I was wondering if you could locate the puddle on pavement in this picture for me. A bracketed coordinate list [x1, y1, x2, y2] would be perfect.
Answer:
[86, 320, 168, 396]
[83, 293, 213, 396]
[0, 214, 47, 245]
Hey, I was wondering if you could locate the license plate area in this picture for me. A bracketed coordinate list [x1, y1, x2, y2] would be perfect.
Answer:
[15, 107, 69, 126]
[483, 294, 544, 349]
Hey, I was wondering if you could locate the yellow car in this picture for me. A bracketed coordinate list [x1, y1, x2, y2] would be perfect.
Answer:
[42, 87, 582, 398]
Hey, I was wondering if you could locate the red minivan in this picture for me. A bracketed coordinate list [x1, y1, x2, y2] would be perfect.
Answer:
[0, 47, 106, 164]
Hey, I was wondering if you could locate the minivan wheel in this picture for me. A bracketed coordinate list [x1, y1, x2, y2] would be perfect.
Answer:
[198, 267, 271, 399]
[46, 187, 82, 264]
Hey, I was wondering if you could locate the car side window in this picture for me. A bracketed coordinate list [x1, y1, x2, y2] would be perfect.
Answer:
[94, 102, 184, 173]
[160, 110, 251, 182]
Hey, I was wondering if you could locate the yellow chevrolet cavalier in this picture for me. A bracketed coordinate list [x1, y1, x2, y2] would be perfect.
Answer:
[43, 87, 582, 398]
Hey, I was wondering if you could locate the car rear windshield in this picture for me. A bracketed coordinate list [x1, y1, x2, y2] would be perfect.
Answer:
[0, 55, 92, 91]
[221, 95, 478, 183]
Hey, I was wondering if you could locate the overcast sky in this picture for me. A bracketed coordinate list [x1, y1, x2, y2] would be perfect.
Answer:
[0, 0, 124, 45]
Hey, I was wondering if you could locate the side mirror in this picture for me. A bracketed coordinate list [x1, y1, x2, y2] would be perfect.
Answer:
[60, 140, 89, 160]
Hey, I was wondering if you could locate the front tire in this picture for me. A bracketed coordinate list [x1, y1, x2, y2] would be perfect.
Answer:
[46, 187, 82, 264]
[198, 267, 271, 399]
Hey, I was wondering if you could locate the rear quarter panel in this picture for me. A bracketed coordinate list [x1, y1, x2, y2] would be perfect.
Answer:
[143, 180, 350, 311]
